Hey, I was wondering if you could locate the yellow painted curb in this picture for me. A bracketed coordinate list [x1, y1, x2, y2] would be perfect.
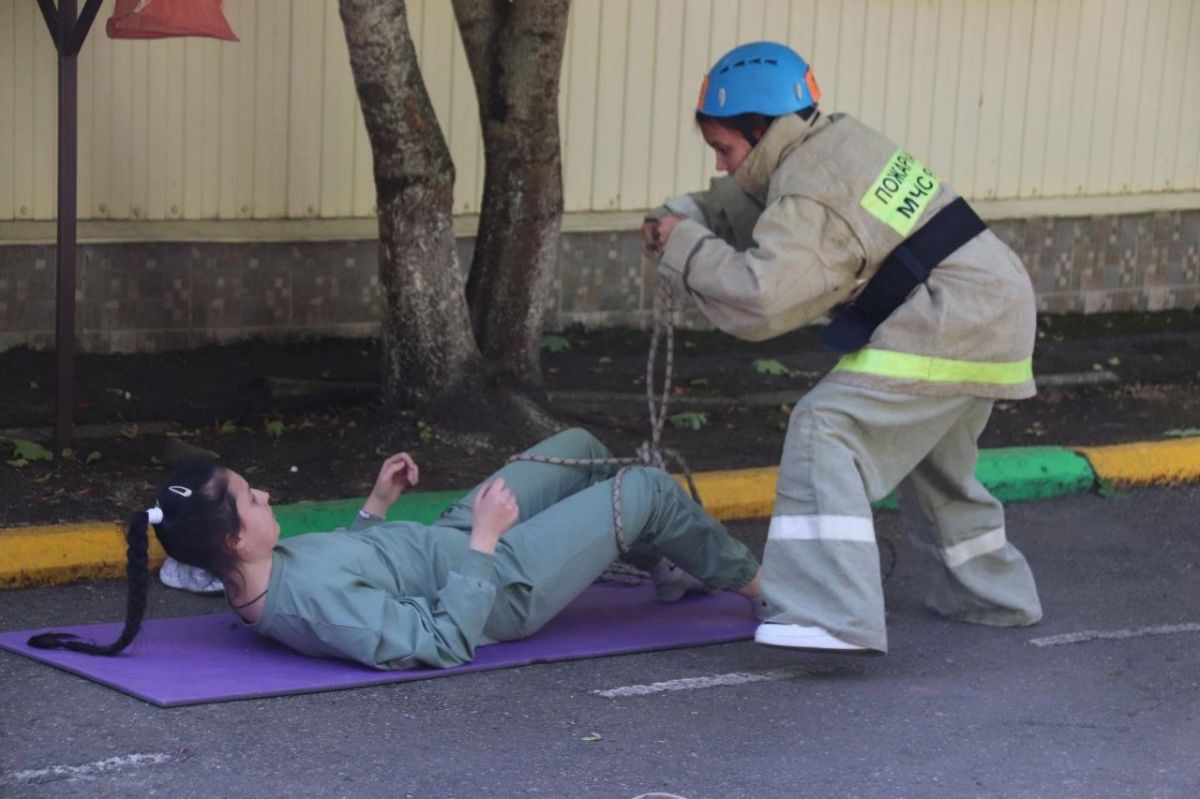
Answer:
[4, 441, 1197, 591]
[678, 466, 778, 522]
[0, 474, 777, 591]
[0, 523, 166, 590]
[1075, 436, 1200, 487]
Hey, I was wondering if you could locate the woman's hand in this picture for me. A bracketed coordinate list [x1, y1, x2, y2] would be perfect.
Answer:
[641, 219, 663, 257]
[650, 214, 687, 257]
[469, 478, 519, 554]
[362, 452, 419, 518]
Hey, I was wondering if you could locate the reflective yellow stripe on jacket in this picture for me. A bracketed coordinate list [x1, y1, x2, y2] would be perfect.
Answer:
[833, 348, 1033, 386]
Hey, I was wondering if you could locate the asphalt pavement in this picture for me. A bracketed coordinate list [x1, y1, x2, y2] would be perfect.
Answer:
[2, 484, 1198, 798]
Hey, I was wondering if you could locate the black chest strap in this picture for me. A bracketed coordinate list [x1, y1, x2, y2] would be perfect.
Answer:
[821, 197, 987, 354]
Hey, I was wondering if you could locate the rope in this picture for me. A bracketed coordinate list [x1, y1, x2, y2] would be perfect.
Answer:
[508, 277, 899, 585]
[880, 536, 897, 583]
[508, 280, 698, 582]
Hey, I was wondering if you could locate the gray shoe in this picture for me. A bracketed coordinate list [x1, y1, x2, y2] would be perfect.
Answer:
[749, 595, 772, 620]
[652, 560, 712, 602]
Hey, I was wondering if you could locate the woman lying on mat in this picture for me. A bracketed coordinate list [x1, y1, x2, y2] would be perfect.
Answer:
[30, 428, 764, 670]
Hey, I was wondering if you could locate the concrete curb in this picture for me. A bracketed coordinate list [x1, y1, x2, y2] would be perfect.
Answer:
[3, 437, 1198, 590]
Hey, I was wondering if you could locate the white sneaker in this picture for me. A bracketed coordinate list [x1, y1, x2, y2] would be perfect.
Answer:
[652, 560, 712, 603]
[753, 622, 878, 654]
[159, 556, 224, 594]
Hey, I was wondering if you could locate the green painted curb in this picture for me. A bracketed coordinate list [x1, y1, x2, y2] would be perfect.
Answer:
[12, 439, 1200, 591]
[276, 490, 464, 539]
[976, 446, 1098, 501]
[275, 447, 1099, 523]
[871, 446, 1096, 511]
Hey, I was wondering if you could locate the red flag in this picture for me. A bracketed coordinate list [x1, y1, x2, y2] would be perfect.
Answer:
[106, 0, 238, 41]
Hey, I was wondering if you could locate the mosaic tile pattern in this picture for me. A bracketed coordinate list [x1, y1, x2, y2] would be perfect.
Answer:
[1, 210, 1197, 353]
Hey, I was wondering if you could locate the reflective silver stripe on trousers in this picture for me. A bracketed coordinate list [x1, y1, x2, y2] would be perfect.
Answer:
[768, 515, 876, 543]
[909, 527, 1007, 568]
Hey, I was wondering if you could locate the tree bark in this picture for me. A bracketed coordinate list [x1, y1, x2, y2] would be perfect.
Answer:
[339, 0, 483, 408]
[453, 0, 570, 394]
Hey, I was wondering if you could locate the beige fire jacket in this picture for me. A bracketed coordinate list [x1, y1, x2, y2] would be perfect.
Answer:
[656, 112, 1037, 400]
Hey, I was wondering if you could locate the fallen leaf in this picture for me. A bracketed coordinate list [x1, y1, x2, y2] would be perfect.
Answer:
[11, 439, 53, 462]
[541, 335, 571, 353]
[754, 358, 792, 376]
[669, 412, 708, 431]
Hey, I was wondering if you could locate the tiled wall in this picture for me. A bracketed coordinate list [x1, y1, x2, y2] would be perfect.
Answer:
[1, 210, 1197, 353]
[994, 212, 1200, 314]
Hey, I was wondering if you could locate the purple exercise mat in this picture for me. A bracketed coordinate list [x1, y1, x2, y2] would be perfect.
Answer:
[0, 584, 756, 706]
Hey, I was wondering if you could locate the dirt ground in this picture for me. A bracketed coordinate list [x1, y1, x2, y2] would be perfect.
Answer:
[1, 309, 1198, 527]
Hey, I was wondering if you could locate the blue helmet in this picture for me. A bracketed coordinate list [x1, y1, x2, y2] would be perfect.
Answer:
[697, 41, 820, 118]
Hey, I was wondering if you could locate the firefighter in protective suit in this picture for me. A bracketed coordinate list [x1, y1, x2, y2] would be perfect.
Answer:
[646, 41, 1042, 654]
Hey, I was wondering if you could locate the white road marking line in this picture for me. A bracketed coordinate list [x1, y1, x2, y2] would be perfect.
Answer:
[1029, 622, 1200, 648]
[593, 667, 818, 698]
[1, 753, 175, 787]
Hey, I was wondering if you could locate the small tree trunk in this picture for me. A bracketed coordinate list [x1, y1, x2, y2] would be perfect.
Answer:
[340, 0, 482, 407]
[454, 0, 570, 394]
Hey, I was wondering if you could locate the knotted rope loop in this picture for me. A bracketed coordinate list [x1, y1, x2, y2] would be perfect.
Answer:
[507, 278, 700, 573]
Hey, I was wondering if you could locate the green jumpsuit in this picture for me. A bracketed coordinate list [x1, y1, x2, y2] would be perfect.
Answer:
[245, 429, 759, 670]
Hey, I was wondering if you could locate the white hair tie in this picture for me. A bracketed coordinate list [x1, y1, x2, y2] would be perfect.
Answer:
[146, 506, 164, 525]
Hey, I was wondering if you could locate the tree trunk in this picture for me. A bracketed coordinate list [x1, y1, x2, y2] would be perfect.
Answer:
[339, 0, 483, 408]
[453, 0, 570, 395]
